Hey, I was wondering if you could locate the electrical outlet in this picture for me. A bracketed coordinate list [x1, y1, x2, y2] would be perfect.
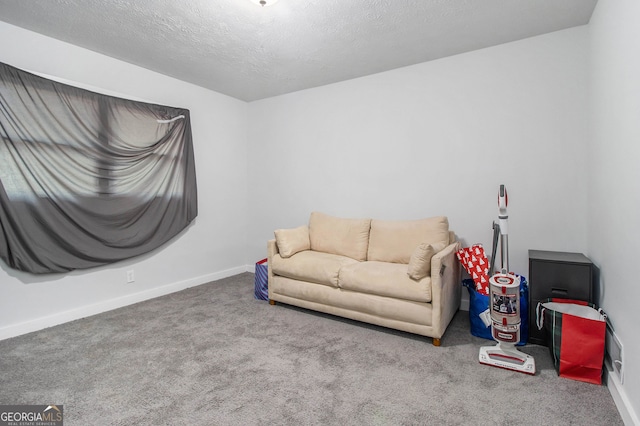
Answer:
[605, 322, 624, 384]
[126, 270, 135, 283]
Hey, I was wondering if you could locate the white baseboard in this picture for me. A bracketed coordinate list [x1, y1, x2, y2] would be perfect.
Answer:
[606, 366, 640, 426]
[0, 266, 246, 341]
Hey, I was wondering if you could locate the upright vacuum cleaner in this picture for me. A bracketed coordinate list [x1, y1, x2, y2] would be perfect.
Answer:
[478, 185, 536, 375]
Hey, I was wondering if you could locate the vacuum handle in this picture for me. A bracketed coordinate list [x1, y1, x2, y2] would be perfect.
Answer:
[498, 185, 508, 235]
[497, 184, 509, 272]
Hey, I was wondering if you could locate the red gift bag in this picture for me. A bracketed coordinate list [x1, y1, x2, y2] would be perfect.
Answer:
[536, 298, 607, 384]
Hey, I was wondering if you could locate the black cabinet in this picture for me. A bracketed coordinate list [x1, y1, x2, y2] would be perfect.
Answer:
[528, 250, 594, 346]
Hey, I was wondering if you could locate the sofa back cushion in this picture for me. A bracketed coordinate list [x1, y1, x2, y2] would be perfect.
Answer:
[308, 212, 371, 261]
[367, 216, 450, 264]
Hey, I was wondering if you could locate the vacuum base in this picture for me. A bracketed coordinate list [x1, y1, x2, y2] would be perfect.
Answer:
[479, 343, 536, 375]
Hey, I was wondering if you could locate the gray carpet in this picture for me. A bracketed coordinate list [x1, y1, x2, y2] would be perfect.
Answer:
[0, 273, 623, 425]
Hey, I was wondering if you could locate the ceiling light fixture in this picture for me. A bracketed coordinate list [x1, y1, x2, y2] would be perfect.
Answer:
[250, 0, 279, 6]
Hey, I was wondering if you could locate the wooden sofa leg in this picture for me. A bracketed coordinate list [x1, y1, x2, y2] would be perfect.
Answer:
[432, 338, 441, 347]
[269, 299, 276, 305]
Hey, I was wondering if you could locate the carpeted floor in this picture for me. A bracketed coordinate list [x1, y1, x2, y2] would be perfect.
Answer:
[0, 273, 623, 425]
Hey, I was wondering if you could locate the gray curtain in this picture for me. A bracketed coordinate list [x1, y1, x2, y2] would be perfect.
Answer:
[0, 62, 197, 274]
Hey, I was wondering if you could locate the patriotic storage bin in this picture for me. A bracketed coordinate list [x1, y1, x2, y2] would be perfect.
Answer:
[254, 258, 269, 301]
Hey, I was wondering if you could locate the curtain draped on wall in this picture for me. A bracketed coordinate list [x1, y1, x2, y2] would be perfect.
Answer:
[0, 62, 198, 274]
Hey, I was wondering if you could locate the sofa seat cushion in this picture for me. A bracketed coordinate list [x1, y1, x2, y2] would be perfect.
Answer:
[271, 250, 359, 287]
[367, 216, 450, 264]
[338, 261, 432, 303]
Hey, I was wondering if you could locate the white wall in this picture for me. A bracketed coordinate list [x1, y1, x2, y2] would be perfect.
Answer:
[248, 27, 590, 280]
[0, 22, 249, 339]
[589, 0, 640, 423]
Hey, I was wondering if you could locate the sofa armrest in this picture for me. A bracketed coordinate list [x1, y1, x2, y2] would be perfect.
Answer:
[268, 238, 279, 258]
[429, 239, 462, 338]
[267, 239, 279, 299]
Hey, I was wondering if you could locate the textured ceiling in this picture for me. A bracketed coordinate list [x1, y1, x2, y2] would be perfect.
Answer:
[0, 0, 598, 102]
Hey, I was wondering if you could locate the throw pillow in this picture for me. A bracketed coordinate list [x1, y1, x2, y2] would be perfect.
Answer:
[274, 226, 310, 258]
[407, 242, 446, 280]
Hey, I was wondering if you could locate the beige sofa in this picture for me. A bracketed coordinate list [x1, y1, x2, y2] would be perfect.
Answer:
[267, 212, 461, 346]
